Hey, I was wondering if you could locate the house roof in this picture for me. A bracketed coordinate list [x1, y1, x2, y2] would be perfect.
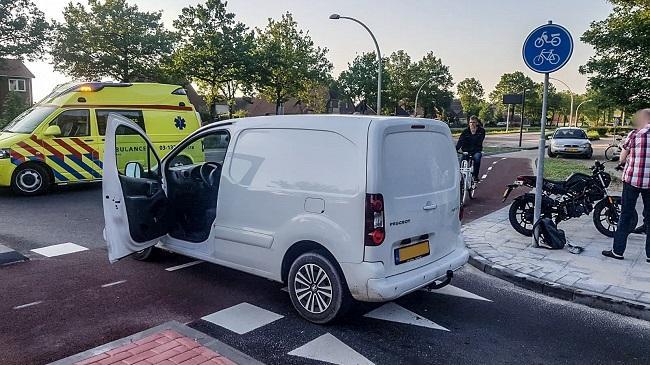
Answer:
[0, 59, 35, 78]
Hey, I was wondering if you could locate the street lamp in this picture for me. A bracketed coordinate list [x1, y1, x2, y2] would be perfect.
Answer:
[329, 14, 382, 115]
[413, 76, 437, 117]
[549, 77, 574, 127]
[574, 99, 592, 127]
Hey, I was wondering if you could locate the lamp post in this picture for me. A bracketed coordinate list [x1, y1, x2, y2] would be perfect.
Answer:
[330, 14, 382, 115]
[549, 77, 574, 127]
[574, 99, 592, 127]
[413, 76, 436, 117]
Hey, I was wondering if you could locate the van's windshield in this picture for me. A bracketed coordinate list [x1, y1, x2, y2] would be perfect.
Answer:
[2, 106, 57, 134]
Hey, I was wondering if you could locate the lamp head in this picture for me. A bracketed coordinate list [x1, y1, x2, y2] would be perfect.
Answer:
[329, 14, 341, 19]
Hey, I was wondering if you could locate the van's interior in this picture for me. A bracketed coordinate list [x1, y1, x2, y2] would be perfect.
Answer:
[117, 129, 230, 244]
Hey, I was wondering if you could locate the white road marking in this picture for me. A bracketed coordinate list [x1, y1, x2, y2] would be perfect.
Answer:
[481, 174, 488, 179]
[488, 166, 493, 171]
[30, 243, 88, 257]
[288, 333, 374, 365]
[501, 157, 507, 160]
[13, 301, 42, 310]
[165, 260, 203, 272]
[201, 302, 283, 335]
[363, 302, 449, 331]
[492, 161, 498, 165]
[280, 286, 289, 293]
[422, 284, 492, 302]
[101, 280, 127, 288]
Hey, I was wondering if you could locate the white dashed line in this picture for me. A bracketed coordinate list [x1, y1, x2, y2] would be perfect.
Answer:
[488, 166, 493, 171]
[13, 301, 42, 310]
[481, 174, 488, 179]
[165, 260, 203, 272]
[364, 302, 449, 331]
[31, 243, 88, 257]
[101, 280, 127, 288]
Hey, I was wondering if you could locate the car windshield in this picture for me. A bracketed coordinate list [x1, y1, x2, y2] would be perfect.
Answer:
[554, 129, 587, 139]
[2, 106, 57, 134]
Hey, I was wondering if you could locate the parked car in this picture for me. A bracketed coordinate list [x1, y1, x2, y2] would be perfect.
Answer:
[102, 114, 469, 323]
[548, 127, 593, 159]
[0, 82, 201, 195]
[496, 122, 507, 127]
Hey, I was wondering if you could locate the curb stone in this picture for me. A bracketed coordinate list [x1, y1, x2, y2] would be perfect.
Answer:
[0, 244, 28, 266]
[468, 248, 650, 321]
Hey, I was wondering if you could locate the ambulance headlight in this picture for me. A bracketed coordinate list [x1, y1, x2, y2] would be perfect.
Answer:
[0, 149, 10, 159]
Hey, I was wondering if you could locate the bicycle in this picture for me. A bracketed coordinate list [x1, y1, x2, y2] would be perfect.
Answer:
[604, 135, 624, 162]
[533, 49, 560, 66]
[459, 152, 477, 205]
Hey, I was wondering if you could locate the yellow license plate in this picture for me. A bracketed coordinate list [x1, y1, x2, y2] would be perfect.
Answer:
[395, 241, 430, 265]
[566, 148, 578, 152]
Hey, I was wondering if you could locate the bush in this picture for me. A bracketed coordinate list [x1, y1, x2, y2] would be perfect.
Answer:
[586, 130, 600, 140]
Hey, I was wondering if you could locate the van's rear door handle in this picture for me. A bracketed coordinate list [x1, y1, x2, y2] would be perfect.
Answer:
[83, 139, 94, 142]
[423, 204, 437, 210]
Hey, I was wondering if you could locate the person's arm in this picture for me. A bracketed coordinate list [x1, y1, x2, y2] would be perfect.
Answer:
[477, 128, 486, 147]
[456, 131, 466, 151]
[617, 130, 635, 169]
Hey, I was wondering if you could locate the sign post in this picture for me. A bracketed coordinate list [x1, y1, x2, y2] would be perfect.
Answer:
[522, 21, 573, 245]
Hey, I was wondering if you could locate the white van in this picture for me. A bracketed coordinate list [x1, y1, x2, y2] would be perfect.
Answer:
[103, 114, 468, 323]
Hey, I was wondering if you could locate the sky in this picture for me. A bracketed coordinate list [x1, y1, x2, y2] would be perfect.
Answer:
[28, 0, 613, 101]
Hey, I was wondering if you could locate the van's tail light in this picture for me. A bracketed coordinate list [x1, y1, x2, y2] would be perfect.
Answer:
[365, 194, 385, 246]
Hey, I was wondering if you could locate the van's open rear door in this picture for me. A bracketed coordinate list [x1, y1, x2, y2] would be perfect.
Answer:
[103, 114, 168, 262]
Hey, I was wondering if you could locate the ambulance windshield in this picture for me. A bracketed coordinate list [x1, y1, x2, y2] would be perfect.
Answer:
[2, 106, 57, 134]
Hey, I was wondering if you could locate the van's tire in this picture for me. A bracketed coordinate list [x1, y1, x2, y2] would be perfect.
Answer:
[132, 246, 159, 261]
[288, 252, 351, 324]
[11, 163, 51, 196]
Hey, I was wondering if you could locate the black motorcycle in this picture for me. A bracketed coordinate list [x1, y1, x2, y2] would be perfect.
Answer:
[502, 161, 637, 237]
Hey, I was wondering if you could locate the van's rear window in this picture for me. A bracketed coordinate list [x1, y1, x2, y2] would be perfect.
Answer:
[383, 131, 456, 196]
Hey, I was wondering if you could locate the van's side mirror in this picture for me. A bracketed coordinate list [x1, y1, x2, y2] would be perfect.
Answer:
[44, 125, 62, 137]
[125, 162, 144, 178]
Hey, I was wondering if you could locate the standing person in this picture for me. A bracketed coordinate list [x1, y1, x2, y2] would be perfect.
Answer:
[603, 108, 650, 263]
[456, 115, 486, 182]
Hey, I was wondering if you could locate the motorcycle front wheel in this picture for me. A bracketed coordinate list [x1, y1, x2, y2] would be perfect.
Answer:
[508, 199, 536, 236]
[593, 198, 638, 238]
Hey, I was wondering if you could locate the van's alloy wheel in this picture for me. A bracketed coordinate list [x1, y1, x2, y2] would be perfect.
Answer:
[11, 164, 50, 196]
[294, 263, 333, 314]
[288, 252, 351, 324]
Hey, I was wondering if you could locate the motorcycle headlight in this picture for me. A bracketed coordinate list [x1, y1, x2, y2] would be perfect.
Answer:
[0, 149, 10, 159]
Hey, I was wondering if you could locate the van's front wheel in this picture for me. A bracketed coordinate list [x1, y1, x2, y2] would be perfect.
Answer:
[288, 252, 351, 324]
[11, 163, 51, 196]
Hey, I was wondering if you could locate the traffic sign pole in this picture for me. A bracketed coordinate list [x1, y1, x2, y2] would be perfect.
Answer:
[521, 20, 573, 246]
[533, 73, 550, 246]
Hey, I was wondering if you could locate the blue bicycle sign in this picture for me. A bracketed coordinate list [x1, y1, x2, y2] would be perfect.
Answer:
[523, 23, 573, 73]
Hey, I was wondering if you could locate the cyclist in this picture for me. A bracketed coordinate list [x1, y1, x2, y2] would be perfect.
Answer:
[456, 115, 486, 182]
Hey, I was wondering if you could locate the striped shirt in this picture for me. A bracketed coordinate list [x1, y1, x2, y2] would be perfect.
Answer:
[622, 125, 650, 189]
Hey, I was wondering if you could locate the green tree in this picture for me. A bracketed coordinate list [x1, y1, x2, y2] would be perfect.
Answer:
[457, 78, 484, 119]
[478, 102, 496, 125]
[254, 13, 332, 114]
[0, 0, 50, 59]
[580, 0, 650, 112]
[51, 0, 176, 82]
[385, 50, 416, 111]
[338, 52, 389, 114]
[411, 51, 454, 118]
[173, 0, 255, 118]
[0, 92, 28, 128]
[489, 71, 541, 123]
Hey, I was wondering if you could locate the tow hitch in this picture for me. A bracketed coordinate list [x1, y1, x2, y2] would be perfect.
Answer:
[427, 270, 453, 290]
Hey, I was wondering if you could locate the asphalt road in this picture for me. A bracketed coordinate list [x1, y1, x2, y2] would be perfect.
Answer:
[1, 155, 649, 365]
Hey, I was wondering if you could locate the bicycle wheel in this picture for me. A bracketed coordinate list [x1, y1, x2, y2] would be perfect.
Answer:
[469, 180, 477, 199]
[604, 145, 619, 162]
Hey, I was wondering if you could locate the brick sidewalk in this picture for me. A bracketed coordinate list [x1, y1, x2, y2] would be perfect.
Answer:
[464, 205, 650, 321]
[50, 321, 262, 365]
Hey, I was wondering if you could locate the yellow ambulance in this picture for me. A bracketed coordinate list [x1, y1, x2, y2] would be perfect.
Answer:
[0, 82, 202, 195]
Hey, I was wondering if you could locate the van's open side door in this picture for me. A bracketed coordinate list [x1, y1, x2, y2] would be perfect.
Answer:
[103, 114, 168, 263]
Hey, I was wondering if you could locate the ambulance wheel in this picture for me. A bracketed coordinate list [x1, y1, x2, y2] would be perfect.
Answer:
[132, 247, 158, 261]
[11, 163, 51, 196]
[288, 251, 351, 324]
